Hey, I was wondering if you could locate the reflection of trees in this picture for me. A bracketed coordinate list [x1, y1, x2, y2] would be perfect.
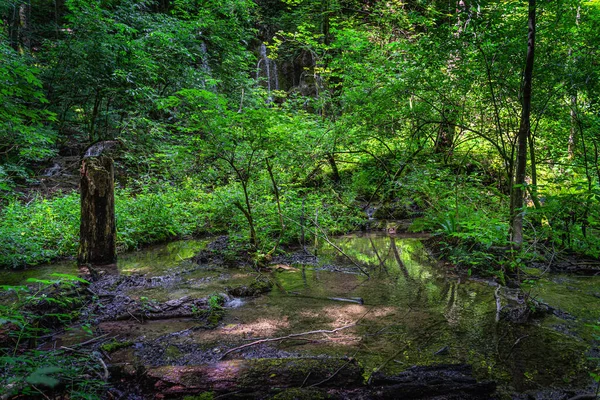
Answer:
[390, 236, 411, 281]
[369, 237, 390, 276]
[444, 279, 460, 326]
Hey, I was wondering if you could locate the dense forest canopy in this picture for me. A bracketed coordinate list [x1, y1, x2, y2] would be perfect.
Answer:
[1, 0, 600, 269]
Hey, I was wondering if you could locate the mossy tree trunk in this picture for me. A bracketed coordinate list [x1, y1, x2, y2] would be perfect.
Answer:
[78, 155, 116, 266]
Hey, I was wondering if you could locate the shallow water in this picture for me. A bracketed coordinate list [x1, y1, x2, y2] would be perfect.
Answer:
[0, 239, 208, 286]
[3, 233, 599, 396]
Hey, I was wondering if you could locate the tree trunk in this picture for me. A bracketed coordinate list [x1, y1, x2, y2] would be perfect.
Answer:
[327, 153, 341, 183]
[435, 109, 456, 158]
[18, 2, 30, 51]
[510, 0, 536, 248]
[78, 156, 116, 266]
[567, 6, 581, 159]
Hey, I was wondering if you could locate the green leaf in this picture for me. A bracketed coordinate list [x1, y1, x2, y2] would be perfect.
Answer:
[26, 366, 62, 388]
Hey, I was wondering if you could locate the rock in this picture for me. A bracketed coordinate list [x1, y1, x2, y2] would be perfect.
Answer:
[226, 279, 273, 297]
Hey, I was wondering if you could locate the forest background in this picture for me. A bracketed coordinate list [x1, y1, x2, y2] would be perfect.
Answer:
[1, 0, 600, 280]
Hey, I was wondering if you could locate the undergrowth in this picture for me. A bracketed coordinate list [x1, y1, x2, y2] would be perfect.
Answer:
[0, 179, 363, 268]
[0, 274, 106, 399]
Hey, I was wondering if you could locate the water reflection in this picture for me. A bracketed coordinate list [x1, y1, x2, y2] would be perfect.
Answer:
[0, 239, 207, 286]
[268, 233, 597, 391]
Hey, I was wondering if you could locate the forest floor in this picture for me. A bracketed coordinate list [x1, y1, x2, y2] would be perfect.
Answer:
[6, 232, 596, 400]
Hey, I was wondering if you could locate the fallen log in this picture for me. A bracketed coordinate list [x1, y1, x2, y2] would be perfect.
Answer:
[134, 360, 497, 399]
[144, 358, 363, 397]
[369, 364, 496, 399]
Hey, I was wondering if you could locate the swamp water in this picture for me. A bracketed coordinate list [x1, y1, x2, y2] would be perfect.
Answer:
[3, 234, 599, 398]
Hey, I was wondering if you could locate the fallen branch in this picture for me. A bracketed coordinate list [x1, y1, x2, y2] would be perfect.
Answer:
[97, 355, 109, 381]
[70, 333, 110, 348]
[502, 335, 530, 362]
[312, 220, 370, 278]
[567, 395, 598, 400]
[220, 324, 357, 360]
[280, 213, 370, 277]
[309, 352, 358, 388]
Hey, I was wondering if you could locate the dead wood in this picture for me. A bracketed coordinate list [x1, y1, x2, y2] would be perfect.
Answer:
[220, 323, 357, 360]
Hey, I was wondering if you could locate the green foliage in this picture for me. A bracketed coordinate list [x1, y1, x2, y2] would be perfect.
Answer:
[0, 192, 80, 267]
[195, 293, 225, 327]
[533, 180, 600, 257]
[114, 179, 211, 250]
[0, 182, 209, 267]
[0, 42, 57, 191]
[0, 275, 106, 399]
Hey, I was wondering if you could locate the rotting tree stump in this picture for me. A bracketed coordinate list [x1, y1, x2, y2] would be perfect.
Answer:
[77, 155, 116, 267]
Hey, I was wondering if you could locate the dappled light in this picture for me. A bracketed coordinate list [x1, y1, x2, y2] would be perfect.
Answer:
[2, 0, 600, 398]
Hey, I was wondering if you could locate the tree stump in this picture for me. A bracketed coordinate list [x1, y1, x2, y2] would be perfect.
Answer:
[78, 156, 116, 267]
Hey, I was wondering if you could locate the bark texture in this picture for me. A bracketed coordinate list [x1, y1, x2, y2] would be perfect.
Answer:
[511, 0, 536, 247]
[78, 156, 116, 266]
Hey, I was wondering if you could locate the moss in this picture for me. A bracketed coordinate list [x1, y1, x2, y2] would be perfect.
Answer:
[270, 388, 331, 400]
[227, 277, 273, 297]
[164, 345, 182, 360]
[183, 393, 214, 400]
[100, 340, 133, 353]
[236, 358, 360, 388]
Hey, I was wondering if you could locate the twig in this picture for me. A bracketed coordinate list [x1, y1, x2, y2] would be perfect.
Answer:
[300, 372, 312, 388]
[97, 355, 109, 380]
[280, 213, 370, 277]
[309, 352, 358, 387]
[367, 342, 410, 384]
[30, 384, 51, 400]
[502, 335, 530, 362]
[220, 323, 357, 360]
[367, 319, 445, 384]
[60, 346, 93, 357]
[313, 219, 370, 277]
[70, 333, 110, 348]
[214, 390, 242, 399]
[128, 310, 142, 324]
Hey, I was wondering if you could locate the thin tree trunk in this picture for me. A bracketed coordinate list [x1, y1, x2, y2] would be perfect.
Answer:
[266, 157, 285, 255]
[18, 2, 31, 51]
[511, 0, 536, 247]
[528, 134, 542, 209]
[567, 6, 581, 159]
[568, 92, 578, 159]
[327, 153, 341, 183]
